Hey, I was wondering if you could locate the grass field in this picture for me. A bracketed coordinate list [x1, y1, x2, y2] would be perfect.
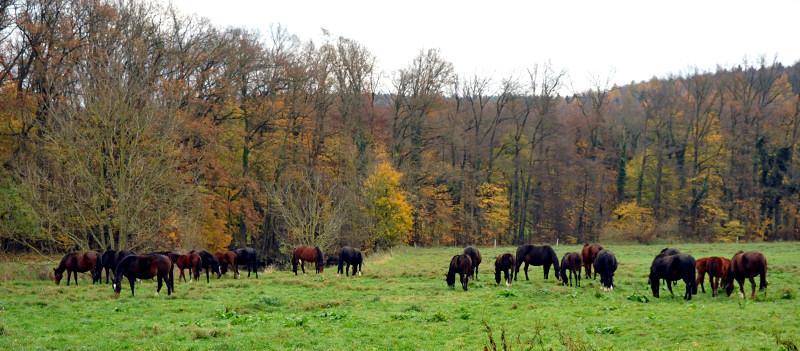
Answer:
[1, 242, 799, 350]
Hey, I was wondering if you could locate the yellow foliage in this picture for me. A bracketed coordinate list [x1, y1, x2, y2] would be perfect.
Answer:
[362, 161, 414, 249]
[476, 182, 510, 242]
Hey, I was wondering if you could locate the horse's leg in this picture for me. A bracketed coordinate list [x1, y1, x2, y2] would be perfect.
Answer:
[667, 280, 674, 295]
[748, 277, 757, 300]
[697, 271, 705, 293]
[129, 277, 136, 297]
[156, 276, 162, 297]
[206, 267, 210, 283]
[524, 262, 530, 280]
[577, 269, 581, 287]
[543, 264, 549, 280]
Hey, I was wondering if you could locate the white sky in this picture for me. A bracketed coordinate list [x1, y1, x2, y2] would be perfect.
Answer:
[168, 0, 800, 93]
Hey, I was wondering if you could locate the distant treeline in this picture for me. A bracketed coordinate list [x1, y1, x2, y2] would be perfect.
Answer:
[2, 0, 799, 256]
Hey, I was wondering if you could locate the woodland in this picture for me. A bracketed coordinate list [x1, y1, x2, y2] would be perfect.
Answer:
[1, 0, 800, 259]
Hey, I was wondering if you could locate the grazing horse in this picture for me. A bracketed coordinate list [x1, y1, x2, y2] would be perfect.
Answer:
[560, 252, 583, 287]
[494, 253, 515, 287]
[215, 251, 238, 278]
[514, 244, 560, 282]
[167, 252, 202, 283]
[724, 251, 768, 300]
[463, 246, 482, 280]
[114, 250, 136, 269]
[446, 254, 473, 291]
[189, 250, 221, 282]
[112, 254, 174, 297]
[101, 248, 117, 283]
[594, 250, 617, 291]
[649, 252, 697, 300]
[293, 245, 325, 275]
[54, 251, 102, 285]
[337, 246, 363, 277]
[657, 248, 682, 286]
[696, 256, 730, 297]
[233, 247, 259, 278]
[581, 244, 603, 279]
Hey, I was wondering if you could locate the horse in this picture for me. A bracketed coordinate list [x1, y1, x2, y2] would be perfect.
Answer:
[696, 256, 730, 297]
[723, 250, 768, 300]
[446, 254, 473, 291]
[560, 252, 583, 287]
[189, 250, 221, 282]
[233, 247, 259, 278]
[494, 253, 515, 287]
[594, 250, 617, 291]
[215, 251, 238, 278]
[581, 244, 603, 279]
[514, 244, 560, 282]
[649, 252, 697, 300]
[337, 246, 363, 277]
[101, 247, 117, 283]
[463, 246, 482, 280]
[112, 254, 174, 297]
[114, 250, 136, 268]
[656, 248, 682, 287]
[53, 251, 102, 285]
[293, 245, 324, 275]
[167, 252, 202, 283]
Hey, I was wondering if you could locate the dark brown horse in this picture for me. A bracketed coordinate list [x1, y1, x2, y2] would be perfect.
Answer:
[696, 256, 730, 297]
[560, 252, 583, 287]
[54, 251, 102, 285]
[494, 253, 515, 287]
[233, 247, 259, 278]
[581, 244, 603, 279]
[464, 246, 482, 280]
[447, 254, 473, 291]
[167, 252, 202, 283]
[293, 245, 325, 275]
[101, 247, 117, 283]
[514, 244, 560, 282]
[112, 254, 174, 296]
[649, 252, 697, 300]
[724, 251, 768, 300]
[337, 246, 363, 277]
[215, 251, 238, 278]
[594, 250, 618, 291]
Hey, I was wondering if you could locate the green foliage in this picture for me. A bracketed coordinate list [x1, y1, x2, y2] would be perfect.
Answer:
[0, 178, 41, 247]
[626, 293, 651, 303]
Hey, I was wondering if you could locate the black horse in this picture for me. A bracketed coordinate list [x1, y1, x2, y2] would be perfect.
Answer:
[112, 254, 174, 297]
[337, 246, 363, 277]
[446, 254, 473, 291]
[233, 247, 259, 278]
[464, 246, 482, 280]
[494, 253, 515, 287]
[560, 252, 582, 287]
[649, 252, 697, 300]
[101, 247, 117, 283]
[189, 250, 221, 282]
[514, 244, 560, 282]
[594, 250, 617, 291]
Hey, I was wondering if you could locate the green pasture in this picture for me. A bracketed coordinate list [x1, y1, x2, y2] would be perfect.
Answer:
[1, 242, 799, 350]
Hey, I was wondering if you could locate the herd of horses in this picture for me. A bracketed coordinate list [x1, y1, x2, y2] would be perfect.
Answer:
[53, 243, 768, 301]
[52, 245, 364, 296]
[445, 244, 769, 301]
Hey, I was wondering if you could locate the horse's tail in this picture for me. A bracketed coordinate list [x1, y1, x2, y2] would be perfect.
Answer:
[169, 260, 175, 291]
[551, 249, 560, 281]
[759, 256, 768, 291]
[315, 246, 324, 265]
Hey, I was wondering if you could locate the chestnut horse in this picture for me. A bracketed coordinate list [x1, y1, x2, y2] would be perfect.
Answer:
[724, 250, 768, 300]
[54, 251, 102, 285]
[215, 251, 238, 278]
[446, 254, 473, 291]
[463, 246, 482, 280]
[112, 254, 174, 296]
[293, 245, 325, 275]
[696, 256, 730, 297]
[494, 253, 515, 287]
[581, 244, 603, 279]
[167, 252, 202, 283]
[560, 252, 583, 287]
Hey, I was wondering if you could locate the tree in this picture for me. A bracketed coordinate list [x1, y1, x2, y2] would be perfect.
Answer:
[362, 160, 413, 250]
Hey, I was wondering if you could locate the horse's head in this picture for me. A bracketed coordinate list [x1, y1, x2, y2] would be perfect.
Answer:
[53, 268, 62, 285]
[112, 278, 122, 296]
[495, 267, 501, 285]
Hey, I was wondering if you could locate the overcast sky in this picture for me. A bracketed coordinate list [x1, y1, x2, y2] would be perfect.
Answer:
[169, 0, 800, 93]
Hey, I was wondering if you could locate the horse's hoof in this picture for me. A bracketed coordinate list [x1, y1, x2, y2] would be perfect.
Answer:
[358, 272, 362, 276]
[506, 283, 511, 288]
[336, 274, 340, 277]
[155, 292, 159, 297]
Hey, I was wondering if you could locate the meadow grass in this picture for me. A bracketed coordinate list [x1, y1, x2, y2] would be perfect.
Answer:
[1, 242, 799, 350]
